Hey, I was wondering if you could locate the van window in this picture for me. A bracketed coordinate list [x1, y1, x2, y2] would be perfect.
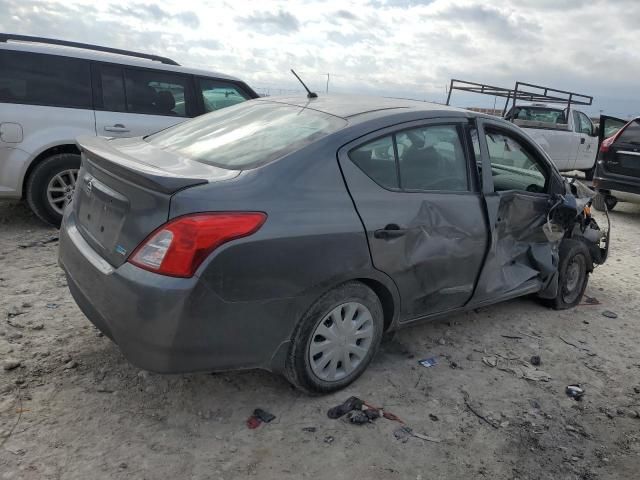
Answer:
[199, 79, 250, 113]
[100, 66, 126, 112]
[0, 50, 91, 109]
[123, 68, 190, 117]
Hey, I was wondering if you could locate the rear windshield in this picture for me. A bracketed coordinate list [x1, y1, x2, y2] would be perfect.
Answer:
[146, 101, 347, 169]
[509, 106, 566, 124]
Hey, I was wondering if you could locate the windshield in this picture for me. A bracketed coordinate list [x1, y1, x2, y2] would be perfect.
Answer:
[510, 106, 566, 124]
[147, 101, 347, 169]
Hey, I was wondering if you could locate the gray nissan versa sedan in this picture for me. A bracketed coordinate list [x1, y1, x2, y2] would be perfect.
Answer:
[58, 95, 609, 393]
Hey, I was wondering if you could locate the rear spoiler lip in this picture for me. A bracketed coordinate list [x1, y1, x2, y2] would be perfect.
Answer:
[76, 135, 227, 195]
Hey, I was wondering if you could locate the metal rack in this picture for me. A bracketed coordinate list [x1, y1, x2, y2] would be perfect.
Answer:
[446, 78, 593, 117]
[0, 33, 180, 66]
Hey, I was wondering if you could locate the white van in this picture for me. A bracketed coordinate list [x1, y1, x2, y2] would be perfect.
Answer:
[0, 34, 258, 225]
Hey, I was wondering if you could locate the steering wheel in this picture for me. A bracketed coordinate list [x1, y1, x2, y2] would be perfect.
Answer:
[525, 183, 544, 193]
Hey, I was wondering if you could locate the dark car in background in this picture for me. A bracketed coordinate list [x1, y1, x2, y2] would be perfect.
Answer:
[58, 95, 608, 393]
[593, 116, 640, 211]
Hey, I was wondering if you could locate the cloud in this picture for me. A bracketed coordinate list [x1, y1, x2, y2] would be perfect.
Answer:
[236, 10, 300, 34]
[1, 0, 640, 117]
[108, 3, 200, 27]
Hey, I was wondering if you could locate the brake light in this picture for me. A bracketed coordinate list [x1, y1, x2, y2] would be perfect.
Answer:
[129, 212, 266, 277]
[600, 122, 630, 153]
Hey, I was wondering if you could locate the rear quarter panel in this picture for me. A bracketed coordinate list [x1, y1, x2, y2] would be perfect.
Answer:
[168, 136, 399, 354]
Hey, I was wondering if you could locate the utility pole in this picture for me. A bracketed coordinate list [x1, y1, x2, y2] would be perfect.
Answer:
[325, 73, 330, 93]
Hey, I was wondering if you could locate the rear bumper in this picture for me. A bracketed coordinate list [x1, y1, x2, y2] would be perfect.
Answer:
[593, 173, 640, 196]
[58, 211, 297, 374]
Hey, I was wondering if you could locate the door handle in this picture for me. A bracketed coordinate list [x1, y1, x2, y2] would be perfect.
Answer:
[580, 137, 586, 144]
[104, 124, 130, 133]
[374, 224, 407, 239]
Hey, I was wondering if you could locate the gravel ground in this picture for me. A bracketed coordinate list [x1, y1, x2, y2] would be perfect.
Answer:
[1, 198, 640, 480]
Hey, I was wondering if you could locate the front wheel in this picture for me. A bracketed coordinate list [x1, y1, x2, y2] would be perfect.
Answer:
[25, 153, 80, 227]
[543, 240, 591, 310]
[285, 282, 384, 394]
[592, 192, 617, 212]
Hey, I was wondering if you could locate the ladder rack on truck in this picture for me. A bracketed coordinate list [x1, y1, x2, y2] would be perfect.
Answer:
[445, 79, 593, 118]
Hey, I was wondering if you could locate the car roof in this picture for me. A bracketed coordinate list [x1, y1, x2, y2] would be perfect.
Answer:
[0, 41, 243, 82]
[256, 94, 472, 120]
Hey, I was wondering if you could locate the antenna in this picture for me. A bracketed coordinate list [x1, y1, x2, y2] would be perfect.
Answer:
[290, 69, 318, 99]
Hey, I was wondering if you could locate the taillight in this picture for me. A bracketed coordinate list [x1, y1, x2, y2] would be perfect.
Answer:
[129, 212, 266, 278]
[600, 122, 630, 153]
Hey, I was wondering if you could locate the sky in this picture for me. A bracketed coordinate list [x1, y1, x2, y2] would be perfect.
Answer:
[2, 0, 639, 118]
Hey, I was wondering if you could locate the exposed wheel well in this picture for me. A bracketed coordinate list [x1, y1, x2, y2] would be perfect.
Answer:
[357, 278, 396, 332]
[22, 144, 80, 198]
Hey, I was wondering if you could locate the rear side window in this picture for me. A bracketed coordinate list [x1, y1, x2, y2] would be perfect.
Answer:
[349, 136, 398, 189]
[0, 50, 91, 108]
[100, 66, 126, 112]
[124, 69, 189, 117]
[147, 101, 347, 169]
[349, 124, 469, 192]
[397, 125, 468, 191]
[199, 78, 250, 113]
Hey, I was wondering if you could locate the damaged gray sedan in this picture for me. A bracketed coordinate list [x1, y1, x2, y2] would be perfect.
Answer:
[58, 95, 609, 393]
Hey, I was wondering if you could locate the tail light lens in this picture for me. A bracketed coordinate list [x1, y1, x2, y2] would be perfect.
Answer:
[129, 212, 266, 278]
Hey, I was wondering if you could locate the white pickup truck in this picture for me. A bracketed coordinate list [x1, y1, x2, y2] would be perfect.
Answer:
[505, 104, 602, 177]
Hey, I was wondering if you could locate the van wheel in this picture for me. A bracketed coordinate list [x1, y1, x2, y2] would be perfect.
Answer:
[592, 192, 617, 212]
[543, 240, 591, 310]
[285, 282, 384, 394]
[26, 153, 80, 227]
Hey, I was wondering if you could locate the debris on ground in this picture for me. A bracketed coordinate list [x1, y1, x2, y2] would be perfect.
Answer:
[302, 427, 317, 433]
[17, 236, 59, 249]
[429, 414, 439, 422]
[393, 426, 441, 444]
[602, 310, 618, 319]
[346, 410, 369, 425]
[253, 408, 276, 423]
[462, 390, 500, 429]
[323, 436, 334, 444]
[566, 385, 585, 401]
[482, 355, 551, 381]
[581, 296, 601, 306]
[327, 396, 364, 419]
[246, 408, 276, 429]
[418, 357, 438, 368]
[530, 355, 541, 366]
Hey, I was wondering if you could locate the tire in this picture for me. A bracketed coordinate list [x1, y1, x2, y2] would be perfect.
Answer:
[25, 153, 81, 227]
[543, 239, 591, 310]
[592, 192, 617, 212]
[285, 281, 384, 394]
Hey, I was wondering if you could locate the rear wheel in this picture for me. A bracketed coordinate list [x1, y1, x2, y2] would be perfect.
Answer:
[285, 282, 384, 394]
[543, 240, 591, 310]
[26, 153, 80, 227]
[592, 192, 617, 212]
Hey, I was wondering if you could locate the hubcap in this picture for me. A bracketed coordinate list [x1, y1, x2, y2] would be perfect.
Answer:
[562, 255, 586, 304]
[308, 302, 374, 382]
[46, 169, 78, 215]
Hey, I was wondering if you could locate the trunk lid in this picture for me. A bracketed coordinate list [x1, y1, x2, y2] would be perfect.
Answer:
[73, 135, 239, 267]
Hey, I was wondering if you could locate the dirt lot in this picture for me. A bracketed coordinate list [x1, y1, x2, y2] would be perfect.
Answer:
[1, 198, 639, 480]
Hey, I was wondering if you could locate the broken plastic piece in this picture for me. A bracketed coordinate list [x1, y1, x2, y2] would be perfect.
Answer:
[566, 384, 585, 401]
[418, 357, 438, 368]
[602, 310, 618, 319]
[253, 408, 275, 423]
[327, 396, 364, 419]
